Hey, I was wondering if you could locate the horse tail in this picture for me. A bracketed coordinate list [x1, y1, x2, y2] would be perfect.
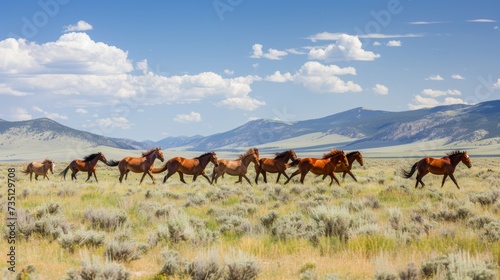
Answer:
[59, 165, 70, 180]
[402, 162, 418, 178]
[105, 160, 120, 167]
[21, 166, 31, 174]
[286, 158, 301, 169]
[151, 162, 168, 174]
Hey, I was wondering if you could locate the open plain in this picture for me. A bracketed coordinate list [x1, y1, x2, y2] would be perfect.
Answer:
[1, 156, 499, 279]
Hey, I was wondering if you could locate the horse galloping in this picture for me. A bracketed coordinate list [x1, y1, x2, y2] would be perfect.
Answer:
[22, 159, 55, 181]
[402, 150, 472, 189]
[285, 149, 348, 186]
[152, 152, 218, 184]
[60, 152, 118, 182]
[212, 148, 259, 184]
[118, 148, 164, 184]
[255, 149, 297, 184]
[321, 151, 364, 182]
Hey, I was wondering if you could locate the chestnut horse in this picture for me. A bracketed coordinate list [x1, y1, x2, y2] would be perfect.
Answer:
[402, 150, 472, 189]
[321, 151, 364, 182]
[212, 148, 259, 184]
[255, 150, 297, 184]
[284, 150, 348, 186]
[152, 152, 218, 184]
[118, 148, 164, 184]
[60, 152, 118, 182]
[22, 159, 55, 181]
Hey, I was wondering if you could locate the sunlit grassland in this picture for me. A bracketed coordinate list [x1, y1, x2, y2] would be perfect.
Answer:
[1, 157, 499, 279]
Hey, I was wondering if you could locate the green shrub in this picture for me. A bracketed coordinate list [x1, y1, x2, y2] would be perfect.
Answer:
[225, 249, 260, 280]
[84, 208, 128, 231]
[63, 254, 130, 280]
[105, 240, 148, 262]
[58, 230, 105, 253]
[308, 206, 352, 242]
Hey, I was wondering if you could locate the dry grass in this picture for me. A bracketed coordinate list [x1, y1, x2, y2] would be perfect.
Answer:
[1, 157, 499, 279]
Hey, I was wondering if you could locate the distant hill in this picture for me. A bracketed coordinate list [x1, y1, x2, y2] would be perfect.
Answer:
[158, 100, 500, 151]
[1, 100, 499, 161]
[0, 118, 149, 151]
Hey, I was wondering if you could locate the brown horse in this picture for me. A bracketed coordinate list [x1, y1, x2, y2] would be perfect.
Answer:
[255, 150, 297, 184]
[321, 151, 364, 182]
[60, 152, 118, 182]
[152, 152, 218, 184]
[22, 159, 55, 181]
[284, 150, 348, 186]
[402, 150, 472, 189]
[118, 148, 164, 184]
[212, 148, 259, 184]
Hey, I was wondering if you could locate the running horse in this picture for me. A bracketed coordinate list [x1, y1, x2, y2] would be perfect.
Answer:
[402, 150, 472, 189]
[117, 148, 164, 184]
[22, 158, 55, 181]
[212, 148, 259, 184]
[321, 151, 364, 182]
[152, 152, 218, 184]
[255, 150, 297, 184]
[284, 149, 348, 186]
[60, 152, 119, 182]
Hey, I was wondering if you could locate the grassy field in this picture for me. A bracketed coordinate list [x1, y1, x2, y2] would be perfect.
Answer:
[1, 157, 499, 279]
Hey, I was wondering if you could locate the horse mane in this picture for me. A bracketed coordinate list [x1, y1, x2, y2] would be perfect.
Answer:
[322, 149, 344, 159]
[83, 153, 100, 162]
[446, 150, 465, 158]
[42, 158, 52, 163]
[274, 150, 290, 159]
[346, 151, 359, 157]
[142, 148, 157, 157]
[238, 148, 257, 160]
[195, 152, 213, 159]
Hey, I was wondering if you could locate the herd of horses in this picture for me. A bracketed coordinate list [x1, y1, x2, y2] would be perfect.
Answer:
[21, 148, 473, 189]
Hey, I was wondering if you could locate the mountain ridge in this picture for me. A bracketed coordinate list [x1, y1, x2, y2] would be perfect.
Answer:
[0, 100, 499, 157]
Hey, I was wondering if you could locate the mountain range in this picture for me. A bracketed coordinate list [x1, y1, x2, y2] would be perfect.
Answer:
[1, 100, 499, 160]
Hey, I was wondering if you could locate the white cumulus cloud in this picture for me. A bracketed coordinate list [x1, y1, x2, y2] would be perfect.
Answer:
[250, 44, 288, 60]
[451, 74, 465, 80]
[493, 78, 500, 89]
[265, 71, 294, 82]
[421, 89, 461, 97]
[386, 40, 402, 47]
[33, 106, 68, 120]
[217, 97, 266, 111]
[308, 34, 380, 62]
[63, 20, 93, 32]
[10, 107, 32, 121]
[426, 74, 444, 81]
[373, 84, 389, 95]
[174, 112, 202, 123]
[294, 61, 362, 93]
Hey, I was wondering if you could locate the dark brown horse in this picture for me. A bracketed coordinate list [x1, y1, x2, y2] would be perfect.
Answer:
[152, 152, 218, 184]
[402, 150, 472, 189]
[60, 152, 118, 182]
[212, 148, 259, 184]
[118, 148, 164, 184]
[321, 151, 364, 182]
[284, 150, 348, 186]
[22, 158, 55, 181]
[255, 150, 297, 184]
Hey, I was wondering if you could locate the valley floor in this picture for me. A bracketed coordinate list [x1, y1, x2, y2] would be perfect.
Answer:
[1, 158, 499, 279]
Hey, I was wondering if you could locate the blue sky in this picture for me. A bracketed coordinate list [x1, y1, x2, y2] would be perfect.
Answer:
[1, 0, 499, 141]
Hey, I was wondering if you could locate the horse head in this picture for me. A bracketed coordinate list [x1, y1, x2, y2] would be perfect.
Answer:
[355, 151, 364, 166]
[462, 151, 472, 168]
[44, 158, 54, 174]
[252, 148, 260, 164]
[210, 152, 219, 167]
[156, 148, 165, 162]
[97, 152, 108, 163]
[290, 150, 298, 161]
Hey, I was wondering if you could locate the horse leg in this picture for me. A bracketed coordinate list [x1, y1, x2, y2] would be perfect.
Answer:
[139, 172, 148, 184]
[177, 172, 187, 184]
[93, 171, 98, 183]
[329, 173, 341, 186]
[299, 170, 309, 184]
[72, 170, 78, 181]
[242, 174, 252, 185]
[441, 174, 448, 188]
[163, 171, 175, 184]
[201, 173, 212, 184]
[448, 173, 460, 189]
[285, 170, 301, 184]
[262, 171, 268, 183]
[85, 171, 91, 182]
[347, 171, 357, 182]
[30, 173, 33, 181]
[275, 172, 281, 183]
